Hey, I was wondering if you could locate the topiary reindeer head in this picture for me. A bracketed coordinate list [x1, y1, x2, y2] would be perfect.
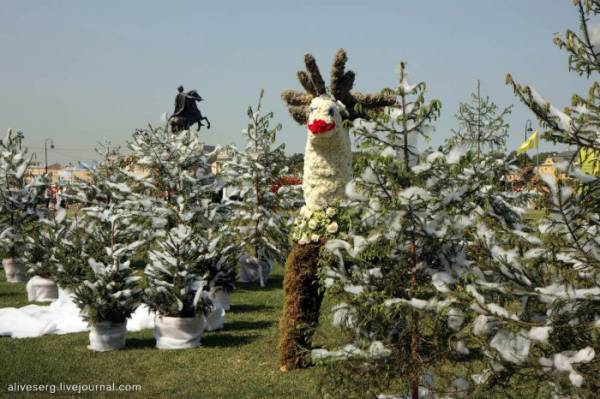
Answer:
[282, 49, 395, 142]
[281, 49, 396, 212]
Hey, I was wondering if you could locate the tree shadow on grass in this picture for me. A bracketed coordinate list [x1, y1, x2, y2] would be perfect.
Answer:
[237, 275, 283, 292]
[229, 303, 274, 313]
[225, 320, 273, 331]
[125, 337, 156, 350]
[201, 333, 258, 348]
[0, 291, 27, 301]
[125, 333, 261, 350]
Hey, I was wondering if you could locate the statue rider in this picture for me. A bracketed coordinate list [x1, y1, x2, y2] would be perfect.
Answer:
[173, 85, 190, 117]
[169, 86, 210, 132]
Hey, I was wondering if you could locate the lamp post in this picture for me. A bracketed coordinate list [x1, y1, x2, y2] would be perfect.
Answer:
[44, 138, 55, 174]
[524, 120, 533, 166]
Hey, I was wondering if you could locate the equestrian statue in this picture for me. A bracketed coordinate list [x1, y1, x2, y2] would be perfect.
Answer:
[169, 86, 211, 132]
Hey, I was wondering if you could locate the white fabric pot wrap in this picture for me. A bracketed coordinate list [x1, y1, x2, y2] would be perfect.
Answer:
[154, 316, 205, 350]
[88, 321, 127, 352]
[205, 306, 225, 331]
[238, 254, 271, 287]
[26, 276, 58, 302]
[58, 287, 74, 300]
[210, 289, 230, 311]
[3, 258, 28, 283]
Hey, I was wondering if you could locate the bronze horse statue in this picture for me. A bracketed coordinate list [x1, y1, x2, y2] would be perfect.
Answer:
[169, 86, 211, 132]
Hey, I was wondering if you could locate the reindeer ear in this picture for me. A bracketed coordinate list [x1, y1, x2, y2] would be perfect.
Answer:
[288, 106, 308, 125]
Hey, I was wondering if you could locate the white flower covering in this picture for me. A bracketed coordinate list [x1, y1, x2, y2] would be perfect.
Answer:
[303, 95, 352, 211]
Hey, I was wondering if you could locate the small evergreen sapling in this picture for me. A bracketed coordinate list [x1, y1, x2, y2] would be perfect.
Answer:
[448, 80, 512, 157]
[72, 206, 143, 325]
[70, 144, 147, 325]
[222, 91, 293, 283]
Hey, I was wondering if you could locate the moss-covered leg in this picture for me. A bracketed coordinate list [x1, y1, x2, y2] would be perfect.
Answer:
[278, 242, 324, 370]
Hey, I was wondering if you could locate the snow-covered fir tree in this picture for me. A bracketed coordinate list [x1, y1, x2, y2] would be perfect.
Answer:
[447, 80, 512, 157]
[70, 144, 147, 324]
[222, 91, 298, 285]
[314, 62, 533, 398]
[127, 125, 231, 317]
[72, 206, 143, 324]
[51, 218, 94, 291]
[442, 2, 600, 396]
[72, 143, 149, 266]
[315, 63, 466, 398]
[0, 129, 49, 281]
[143, 224, 221, 317]
[23, 206, 68, 280]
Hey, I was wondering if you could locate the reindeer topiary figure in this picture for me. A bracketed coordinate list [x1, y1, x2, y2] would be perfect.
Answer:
[278, 49, 395, 370]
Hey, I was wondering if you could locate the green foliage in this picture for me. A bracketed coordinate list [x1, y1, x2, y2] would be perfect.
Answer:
[285, 152, 304, 176]
[143, 224, 218, 318]
[23, 210, 65, 279]
[0, 129, 49, 257]
[447, 80, 512, 156]
[73, 256, 142, 325]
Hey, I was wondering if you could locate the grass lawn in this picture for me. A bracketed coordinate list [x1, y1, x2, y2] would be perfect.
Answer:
[0, 266, 334, 399]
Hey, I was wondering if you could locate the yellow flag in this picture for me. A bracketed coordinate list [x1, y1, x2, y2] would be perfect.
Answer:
[579, 147, 600, 176]
[516, 131, 539, 155]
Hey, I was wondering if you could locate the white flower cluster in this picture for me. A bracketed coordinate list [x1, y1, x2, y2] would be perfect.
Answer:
[291, 205, 341, 245]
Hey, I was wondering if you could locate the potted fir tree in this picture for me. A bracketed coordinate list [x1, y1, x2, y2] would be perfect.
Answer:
[53, 221, 94, 299]
[70, 146, 147, 351]
[71, 203, 143, 352]
[222, 91, 297, 288]
[0, 129, 49, 283]
[73, 250, 142, 352]
[144, 224, 219, 349]
[206, 228, 238, 312]
[128, 125, 229, 347]
[22, 208, 70, 302]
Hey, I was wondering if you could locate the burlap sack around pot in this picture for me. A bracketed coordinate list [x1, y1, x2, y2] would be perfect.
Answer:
[88, 321, 127, 352]
[154, 316, 205, 350]
[2, 258, 28, 283]
[26, 276, 58, 302]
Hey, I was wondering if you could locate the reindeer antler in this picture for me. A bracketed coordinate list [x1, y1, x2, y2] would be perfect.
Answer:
[282, 49, 396, 124]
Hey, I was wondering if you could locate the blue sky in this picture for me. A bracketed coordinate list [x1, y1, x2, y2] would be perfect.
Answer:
[0, 0, 591, 164]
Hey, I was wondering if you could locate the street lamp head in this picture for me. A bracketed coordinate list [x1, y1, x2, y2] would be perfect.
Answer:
[51, 144, 55, 149]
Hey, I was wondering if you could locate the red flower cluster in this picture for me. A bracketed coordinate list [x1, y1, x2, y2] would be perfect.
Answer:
[271, 175, 303, 193]
[307, 119, 336, 134]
